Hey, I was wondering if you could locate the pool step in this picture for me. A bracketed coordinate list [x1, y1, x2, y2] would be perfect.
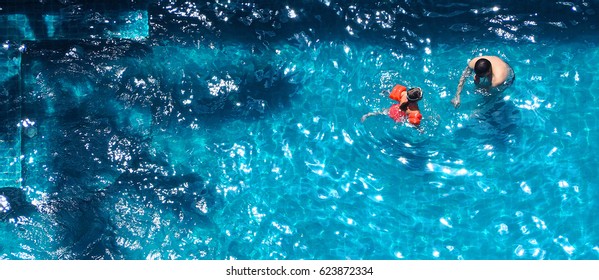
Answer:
[0, 4, 150, 41]
[0, 137, 21, 189]
[0, 95, 22, 188]
[0, 128, 22, 190]
[0, 48, 22, 189]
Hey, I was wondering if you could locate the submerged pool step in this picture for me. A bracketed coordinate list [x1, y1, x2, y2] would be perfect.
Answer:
[0, 129, 21, 189]
[0, 176, 20, 188]
[0, 135, 21, 188]
[0, 98, 21, 184]
[0, 81, 22, 189]
[0, 10, 149, 41]
[1, 44, 22, 190]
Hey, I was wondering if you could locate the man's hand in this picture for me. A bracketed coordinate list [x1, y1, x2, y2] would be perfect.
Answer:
[451, 96, 461, 108]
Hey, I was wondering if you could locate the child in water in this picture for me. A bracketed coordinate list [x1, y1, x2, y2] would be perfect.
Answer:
[361, 85, 423, 128]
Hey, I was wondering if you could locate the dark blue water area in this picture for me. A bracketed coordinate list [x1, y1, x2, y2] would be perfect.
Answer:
[1, 0, 599, 260]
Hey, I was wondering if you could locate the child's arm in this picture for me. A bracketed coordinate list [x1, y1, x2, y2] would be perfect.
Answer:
[361, 110, 387, 123]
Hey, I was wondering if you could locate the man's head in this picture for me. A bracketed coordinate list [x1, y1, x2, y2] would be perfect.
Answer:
[474, 58, 492, 77]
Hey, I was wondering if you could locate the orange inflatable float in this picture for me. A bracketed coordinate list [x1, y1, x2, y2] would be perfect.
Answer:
[386, 84, 422, 126]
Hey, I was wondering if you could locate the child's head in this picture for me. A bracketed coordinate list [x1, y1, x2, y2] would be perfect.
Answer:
[407, 87, 423, 102]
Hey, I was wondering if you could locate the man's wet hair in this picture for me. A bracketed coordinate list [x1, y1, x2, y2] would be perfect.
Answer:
[474, 58, 491, 76]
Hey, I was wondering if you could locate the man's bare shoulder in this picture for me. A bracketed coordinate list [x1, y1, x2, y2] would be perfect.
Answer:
[486, 56, 508, 66]
[467, 57, 480, 68]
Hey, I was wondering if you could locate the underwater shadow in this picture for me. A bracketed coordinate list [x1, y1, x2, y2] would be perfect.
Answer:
[39, 122, 219, 259]
[0, 187, 37, 222]
[123, 54, 303, 130]
[204, 65, 303, 125]
[18, 23, 300, 259]
[0, 75, 20, 135]
[109, 171, 219, 226]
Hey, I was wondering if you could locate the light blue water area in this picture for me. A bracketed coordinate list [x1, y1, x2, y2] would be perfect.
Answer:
[1, 0, 599, 260]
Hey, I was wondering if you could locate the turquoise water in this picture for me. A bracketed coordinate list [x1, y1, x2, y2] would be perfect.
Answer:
[1, 0, 599, 259]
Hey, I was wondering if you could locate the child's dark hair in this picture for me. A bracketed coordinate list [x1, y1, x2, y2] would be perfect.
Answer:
[400, 88, 422, 111]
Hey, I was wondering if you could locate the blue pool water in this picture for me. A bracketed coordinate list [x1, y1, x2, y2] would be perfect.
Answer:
[1, 0, 598, 260]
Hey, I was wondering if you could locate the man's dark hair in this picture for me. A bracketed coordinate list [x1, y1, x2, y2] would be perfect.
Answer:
[474, 58, 491, 75]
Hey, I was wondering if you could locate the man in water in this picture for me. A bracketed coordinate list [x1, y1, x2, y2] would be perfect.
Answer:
[451, 56, 515, 108]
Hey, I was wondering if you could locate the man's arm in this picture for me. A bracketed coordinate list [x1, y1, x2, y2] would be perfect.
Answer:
[451, 66, 472, 108]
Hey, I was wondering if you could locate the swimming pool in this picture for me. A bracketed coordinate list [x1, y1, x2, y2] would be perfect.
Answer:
[1, 0, 598, 260]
